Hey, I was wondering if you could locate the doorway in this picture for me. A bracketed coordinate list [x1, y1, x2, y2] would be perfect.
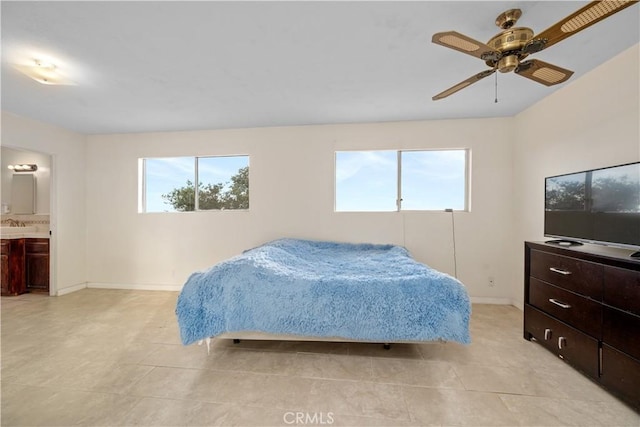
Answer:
[0, 146, 55, 296]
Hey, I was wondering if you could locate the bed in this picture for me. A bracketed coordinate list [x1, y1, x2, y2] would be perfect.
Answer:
[175, 238, 471, 347]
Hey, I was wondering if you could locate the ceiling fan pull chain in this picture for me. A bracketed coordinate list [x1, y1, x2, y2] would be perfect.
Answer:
[494, 72, 498, 103]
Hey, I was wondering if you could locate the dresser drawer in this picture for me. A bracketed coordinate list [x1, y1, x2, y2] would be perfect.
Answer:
[601, 345, 640, 411]
[530, 249, 603, 300]
[603, 306, 640, 361]
[524, 305, 599, 379]
[529, 277, 602, 338]
[604, 266, 640, 316]
[25, 239, 49, 254]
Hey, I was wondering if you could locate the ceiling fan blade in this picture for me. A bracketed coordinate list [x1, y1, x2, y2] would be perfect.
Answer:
[532, 0, 639, 51]
[432, 69, 496, 101]
[432, 31, 501, 61]
[514, 59, 574, 86]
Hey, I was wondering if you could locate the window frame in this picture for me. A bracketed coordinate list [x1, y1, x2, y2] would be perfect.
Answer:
[138, 154, 250, 213]
[334, 148, 470, 213]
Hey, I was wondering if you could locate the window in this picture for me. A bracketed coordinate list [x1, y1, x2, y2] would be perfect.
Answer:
[335, 151, 397, 212]
[335, 149, 468, 212]
[139, 155, 249, 213]
[401, 150, 467, 211]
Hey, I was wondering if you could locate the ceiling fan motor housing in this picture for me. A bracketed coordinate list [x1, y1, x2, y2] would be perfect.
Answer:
[486, 27, 534, 71]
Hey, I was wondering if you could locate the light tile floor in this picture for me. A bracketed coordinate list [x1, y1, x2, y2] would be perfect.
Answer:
[1, 289, 638, 426]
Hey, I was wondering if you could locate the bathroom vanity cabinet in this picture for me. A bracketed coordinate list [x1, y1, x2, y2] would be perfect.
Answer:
[1, 238, 26, 296]
[1, 237, 49, 296]
[25, 238, 50, 293]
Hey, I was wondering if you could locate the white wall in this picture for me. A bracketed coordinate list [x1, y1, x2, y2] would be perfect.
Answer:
[511, 44, 640, 306]
[1, 111, 87, 295]
[86, 118, 515, 301]
[1, 146, 51, 214]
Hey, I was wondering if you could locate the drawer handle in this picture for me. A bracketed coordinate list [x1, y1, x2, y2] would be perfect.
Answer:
[549, 267, 572, 275]
[548, 298, 571, 309]
[544, 328, 552, 340]
[558, 336, 567, 349]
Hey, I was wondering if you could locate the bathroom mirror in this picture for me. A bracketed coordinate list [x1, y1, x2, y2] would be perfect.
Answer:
[11, 174, 36, 214]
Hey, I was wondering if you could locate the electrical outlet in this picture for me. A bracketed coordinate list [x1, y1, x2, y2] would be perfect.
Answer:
[488, 277, 495, 287]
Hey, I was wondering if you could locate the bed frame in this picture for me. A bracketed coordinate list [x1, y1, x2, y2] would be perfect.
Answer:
[216, 332, 445, 349]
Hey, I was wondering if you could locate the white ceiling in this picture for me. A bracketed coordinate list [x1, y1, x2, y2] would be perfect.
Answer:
[1, 1, 638, 135]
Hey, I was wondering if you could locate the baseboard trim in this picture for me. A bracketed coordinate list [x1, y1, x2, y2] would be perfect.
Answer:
[86, 282, 182, 292]
[470, 296, 514, 305]
[56, 282, 87, 296]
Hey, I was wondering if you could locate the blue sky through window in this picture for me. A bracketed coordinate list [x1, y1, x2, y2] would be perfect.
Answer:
[335, 151, 397, 211]
[336, 149, 467, 212]
[401, 150, 466, 210]
[145, 157, 194, 213]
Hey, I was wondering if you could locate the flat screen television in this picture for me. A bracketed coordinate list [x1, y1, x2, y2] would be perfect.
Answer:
[544, 162, 640, 254]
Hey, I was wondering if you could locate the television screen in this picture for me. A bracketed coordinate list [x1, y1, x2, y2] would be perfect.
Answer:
[545, 162, 640, 249]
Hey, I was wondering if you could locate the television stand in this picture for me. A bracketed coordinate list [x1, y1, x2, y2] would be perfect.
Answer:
[544, 239, 584, 247]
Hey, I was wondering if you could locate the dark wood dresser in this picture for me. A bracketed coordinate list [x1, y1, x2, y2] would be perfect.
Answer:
[524, 241, 640, 411]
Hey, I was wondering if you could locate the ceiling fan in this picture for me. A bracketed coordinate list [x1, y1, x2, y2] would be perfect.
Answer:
[431, 1, 638, 101]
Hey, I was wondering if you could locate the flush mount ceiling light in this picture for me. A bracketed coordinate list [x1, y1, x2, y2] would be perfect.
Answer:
[13, 59, 75, 85]
[8, 164, 38, 172]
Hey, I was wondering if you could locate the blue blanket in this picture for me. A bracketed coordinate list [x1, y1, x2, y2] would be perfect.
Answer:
[176, 239, 471, 345]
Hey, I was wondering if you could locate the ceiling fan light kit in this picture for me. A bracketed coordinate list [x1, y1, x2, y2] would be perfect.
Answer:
[13, 58, 75, 85]
[431, 0, 638, 101]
